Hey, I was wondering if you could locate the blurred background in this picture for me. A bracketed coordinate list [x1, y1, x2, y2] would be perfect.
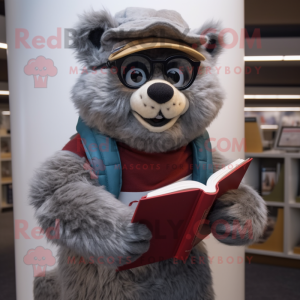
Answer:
[243, 1, 300, 299]
[0, 0, 300, 299]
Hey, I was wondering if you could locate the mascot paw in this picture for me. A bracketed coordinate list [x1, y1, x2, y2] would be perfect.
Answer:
[208, 184, 267, 246]
[116, 221, 152, 266]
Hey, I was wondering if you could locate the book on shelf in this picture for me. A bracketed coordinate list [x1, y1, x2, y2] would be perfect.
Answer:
[260, 162, 284, 202]
[261, 167, 276, 196]
[245, 117, 263, 153]
[249, 207, 284, 252]
[118, 158, 252, 271]
[6, 184, 13, 204]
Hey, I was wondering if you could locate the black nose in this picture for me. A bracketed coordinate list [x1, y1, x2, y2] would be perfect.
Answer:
[147, 83, 174, 104]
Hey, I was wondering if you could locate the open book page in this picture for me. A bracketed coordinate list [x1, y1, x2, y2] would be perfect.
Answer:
[147, 180, 207, 197]
[206, 158, 245, 187]
[147, 158, 248, 197]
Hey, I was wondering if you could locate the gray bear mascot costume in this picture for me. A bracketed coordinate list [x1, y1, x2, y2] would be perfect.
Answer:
[30, 7, 267, 300]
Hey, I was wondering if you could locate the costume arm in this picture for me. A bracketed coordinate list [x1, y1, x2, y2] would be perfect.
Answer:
[29, 151, 151, 267]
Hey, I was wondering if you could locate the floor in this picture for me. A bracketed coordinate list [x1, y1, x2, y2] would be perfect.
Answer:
[1, 210, 300, 300]
[0, 210, 16, 300]
[245, 263, 300, 300]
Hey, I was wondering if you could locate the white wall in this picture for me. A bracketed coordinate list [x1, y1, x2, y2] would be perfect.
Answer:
[202, 2, 245, 299]
[5, 1, 244, 299]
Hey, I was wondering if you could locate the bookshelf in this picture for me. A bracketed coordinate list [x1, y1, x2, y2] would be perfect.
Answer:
[0, 128, 13, 210]
[244, 150, 300, 260]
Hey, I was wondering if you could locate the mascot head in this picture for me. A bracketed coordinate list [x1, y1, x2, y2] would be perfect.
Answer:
[71, 7, 224, 152]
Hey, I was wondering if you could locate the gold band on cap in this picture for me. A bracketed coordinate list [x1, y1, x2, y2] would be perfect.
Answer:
[108, 37, 206, 62]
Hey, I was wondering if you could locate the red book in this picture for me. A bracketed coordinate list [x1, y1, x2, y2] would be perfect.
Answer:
[118, 158, 253, 271]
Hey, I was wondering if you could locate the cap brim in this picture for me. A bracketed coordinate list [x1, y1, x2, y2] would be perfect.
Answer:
[108, 38, 206, 62]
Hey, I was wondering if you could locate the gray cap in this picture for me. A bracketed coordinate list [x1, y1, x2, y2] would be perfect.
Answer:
[72, 7, 211, 67]
[101, 7, 204, 48]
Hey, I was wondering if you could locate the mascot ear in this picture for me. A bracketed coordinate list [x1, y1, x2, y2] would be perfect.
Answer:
[193, 22, 223, 60]
[71, 9, 118, 67]
[203, 32, 220, 56]
[88, 28, 105, 49]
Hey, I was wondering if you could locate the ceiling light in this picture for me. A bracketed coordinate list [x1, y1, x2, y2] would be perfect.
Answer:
[244, 56, 284, 61]
[0, 91, 9, 95]
[244, 95, 300, 99]
[283, 56, 300, 61]
[0, 43, 7, 49]
[244, 55, 300, 62]
[244, 107, 300, 112]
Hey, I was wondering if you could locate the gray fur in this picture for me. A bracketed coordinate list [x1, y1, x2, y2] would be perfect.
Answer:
[34, 270, 60, 300]
[31, 152, 214, 300]
[71, 9, 119, 67]
[33, 245, 215, 300]
[30, 150, 266, 300]
[55, 244, 214, 300]
[30, 151, 152, 268]
[30, 7, 267, 300]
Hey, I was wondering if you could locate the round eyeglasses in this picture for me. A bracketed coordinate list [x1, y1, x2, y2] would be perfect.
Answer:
[96, 54, 201, 90]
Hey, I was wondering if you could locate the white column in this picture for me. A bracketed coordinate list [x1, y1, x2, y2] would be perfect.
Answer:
[5, 1, 244, 299]
[200, 1, 246, 300]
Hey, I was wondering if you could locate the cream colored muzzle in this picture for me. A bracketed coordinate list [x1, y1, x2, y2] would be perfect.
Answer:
[130, 80, 189, 132]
